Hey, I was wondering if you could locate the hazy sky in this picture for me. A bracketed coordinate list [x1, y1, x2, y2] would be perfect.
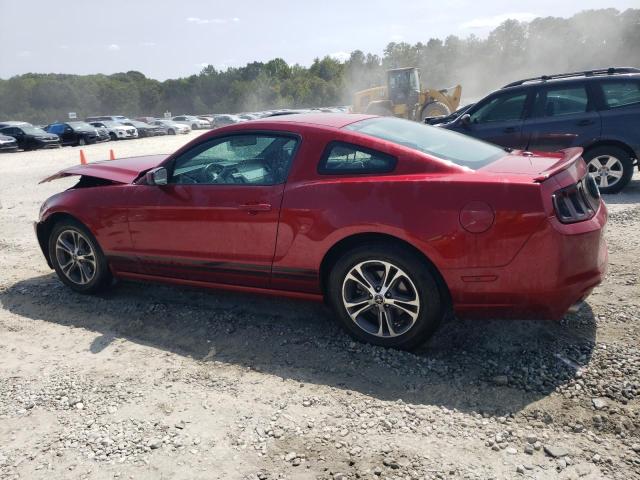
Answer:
[0, 0, 637, 80]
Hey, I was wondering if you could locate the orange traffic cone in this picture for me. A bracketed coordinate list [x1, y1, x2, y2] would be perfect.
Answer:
[80, 149, 87, 165]
[109, 149, 116, 160]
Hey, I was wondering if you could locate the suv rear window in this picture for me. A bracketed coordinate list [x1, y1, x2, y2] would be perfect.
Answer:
[601, 81, 640, 109]
[532, 85, 589, 117]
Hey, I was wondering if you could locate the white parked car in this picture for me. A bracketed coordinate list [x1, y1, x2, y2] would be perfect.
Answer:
[89, 121, 138, 140]
[172, 115, 211, 130]
[152, 119, 190, 135]
[85, 115, 132, 123]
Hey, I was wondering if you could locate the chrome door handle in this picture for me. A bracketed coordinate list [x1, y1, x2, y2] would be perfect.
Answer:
[238, 203, 272, 213]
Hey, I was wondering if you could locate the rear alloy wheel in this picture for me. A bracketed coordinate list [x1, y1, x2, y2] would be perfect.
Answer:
[48, 220, 111, 293]
[327, 244, 444, 350]
[585, 146, 633, 194]
[343, 260, 419, 337]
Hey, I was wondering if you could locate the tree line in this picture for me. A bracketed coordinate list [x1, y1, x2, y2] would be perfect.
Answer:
[0, 8, 638, 124]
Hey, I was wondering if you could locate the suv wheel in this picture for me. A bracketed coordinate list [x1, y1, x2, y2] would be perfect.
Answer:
[78, 137, 86, 146]
[48, 219, 111, 293]
[585, 146, 633, 194]
[327, 243, 445, 350]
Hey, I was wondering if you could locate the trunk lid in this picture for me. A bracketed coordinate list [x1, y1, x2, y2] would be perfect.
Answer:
[40, 154, 166, 184]
[481, 148, 599, 223]
[480, 147, 584, 181]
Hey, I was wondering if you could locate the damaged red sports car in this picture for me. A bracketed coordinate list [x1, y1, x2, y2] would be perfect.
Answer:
[36, 114, 608, 349]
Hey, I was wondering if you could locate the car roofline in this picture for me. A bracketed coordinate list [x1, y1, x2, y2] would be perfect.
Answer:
[502, 67, 640, 88]
[249, 113, 375, 129]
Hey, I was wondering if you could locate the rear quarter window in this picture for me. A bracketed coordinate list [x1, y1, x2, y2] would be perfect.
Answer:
[601, 80, 640, 109]
[318, 142, 396, 175]
[532, 85, 589, 117]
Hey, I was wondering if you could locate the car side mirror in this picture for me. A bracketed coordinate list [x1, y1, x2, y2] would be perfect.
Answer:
[145, 167, 168, 186]
[459, 114, 471, 127]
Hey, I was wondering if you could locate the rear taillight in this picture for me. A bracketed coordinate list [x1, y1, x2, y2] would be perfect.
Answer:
[552, 176, 599, 224]
[583, 173, 601, 206]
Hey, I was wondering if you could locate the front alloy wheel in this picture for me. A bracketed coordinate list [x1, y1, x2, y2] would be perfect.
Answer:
[48, 220, 111, 293]
[55, 229, 97, 285]
[342, 260, 419, 338]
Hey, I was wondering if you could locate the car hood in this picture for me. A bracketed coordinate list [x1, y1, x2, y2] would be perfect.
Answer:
[40, 154, 167, 184]
[479, 147, 584, 181]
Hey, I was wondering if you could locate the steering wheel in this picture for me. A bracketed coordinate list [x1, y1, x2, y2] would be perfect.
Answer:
[203, 163, 225, 183]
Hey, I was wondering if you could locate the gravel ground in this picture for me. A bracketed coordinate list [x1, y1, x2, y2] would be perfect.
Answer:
[0, 135, 639, 480]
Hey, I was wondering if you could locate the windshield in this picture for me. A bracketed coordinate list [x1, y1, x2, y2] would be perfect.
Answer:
[102, 120, 124, 127]
[21, 126, 48, 135]
[345, 117, 506, 169]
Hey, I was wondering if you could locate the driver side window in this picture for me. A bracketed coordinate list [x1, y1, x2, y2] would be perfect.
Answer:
[171, 134, 298, 186]
[470, 91, 527, 124]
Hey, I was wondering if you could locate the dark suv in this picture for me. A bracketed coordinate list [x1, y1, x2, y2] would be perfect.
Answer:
[441, 67, 640, 193]
[45, 122, 98, 146]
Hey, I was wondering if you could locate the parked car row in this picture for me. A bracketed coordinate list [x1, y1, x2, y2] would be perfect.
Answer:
[0, 106, 354, 153]
[0, 115, 176, 152]
[0, 124, 60, 150]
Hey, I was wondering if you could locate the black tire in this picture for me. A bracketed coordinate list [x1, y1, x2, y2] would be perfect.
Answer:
[584, 146, 633, 194]
[420, 101, 450, 122]
[192, 123, 198, 130]
[48, 219, 111, 294]
[326, 242, 445, 350]
[109, 132, 117, 141]
[169, 129, 176, 135]
[78, 137, 86, 146]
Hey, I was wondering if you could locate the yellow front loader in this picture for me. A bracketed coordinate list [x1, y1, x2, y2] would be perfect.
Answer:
[352, 67, 462, 122]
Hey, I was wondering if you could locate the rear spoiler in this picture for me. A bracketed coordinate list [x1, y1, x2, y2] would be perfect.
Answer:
[533, 147, 583, 182]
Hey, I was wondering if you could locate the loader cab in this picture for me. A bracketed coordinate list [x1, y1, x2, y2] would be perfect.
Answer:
[388, 68, 421, 106]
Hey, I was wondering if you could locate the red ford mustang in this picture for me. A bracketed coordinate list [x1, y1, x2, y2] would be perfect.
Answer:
[36, 114, 608, 349]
